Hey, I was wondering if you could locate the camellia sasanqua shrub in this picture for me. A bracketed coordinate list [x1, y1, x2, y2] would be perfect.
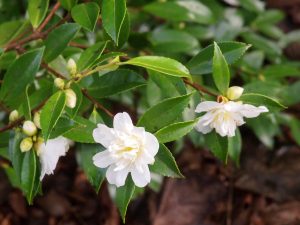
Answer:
[1, 0, 299, 222]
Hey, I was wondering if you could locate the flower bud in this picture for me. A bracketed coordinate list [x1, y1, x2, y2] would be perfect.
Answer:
[34, 137, 44, 156]
[65, 89, 77, 109]
[20, 137, 33, 152]
[9, 110, 19, 122]
[226, 86, 244, 100]
[33, 112, 41, 129]
[67, 58, 77, 76]
[22, 120, 37, 136]
[54, 78, 65, 90]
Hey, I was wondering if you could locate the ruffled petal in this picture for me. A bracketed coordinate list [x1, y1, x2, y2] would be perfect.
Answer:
[240, 104, 268, 118]
[93, 150, 114, 168]
[131, 164, 151, 187]
[113, 112, 134, 132]
[144, 132, 159, 157]
[93, 124, 115, 148]
[195, 101, 221, 113]
[195, 118, 213, 134]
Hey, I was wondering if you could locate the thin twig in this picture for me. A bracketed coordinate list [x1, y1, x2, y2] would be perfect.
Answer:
[42, 63, 66, 79]
[81, 89, 114, 118]
[183, 78, 218, 97]
[36, 2, 61, 33]
[69, 42, 88, 49]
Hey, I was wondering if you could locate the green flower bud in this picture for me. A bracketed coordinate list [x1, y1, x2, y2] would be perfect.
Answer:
[226, 86, 244, 100]
[33, 112, 41, 129]
[20, 137, 33, 152]
[67, 58, 77, 76]
[9, 110, 19, 122]
[65, 89, 77, 109]
[22, 120, 37, 136]
[54, 78, 65, 90]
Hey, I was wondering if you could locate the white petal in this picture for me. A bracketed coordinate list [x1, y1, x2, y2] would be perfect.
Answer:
[113, 112, 134, 132]
[106, 165, 117, 185]
[106, 165, 129, 187]
[93, 150, 114, 168]
[115, 168, 129, 187]
[195, 101, 221, 113]
[131, 164, 151, 187]
[93, 124, 115, 148]
[195, 119, 213, 134]
[240, 104, 268, 118]
[144, 132, 159, 157]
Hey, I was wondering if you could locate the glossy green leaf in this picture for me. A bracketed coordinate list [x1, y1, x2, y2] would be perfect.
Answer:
[0, 51, 17, 70]
[124, 56, 191, 78]
[8, 131, 24, 180]
[240, 93, 286, 111]
[49, 117, 79, 139]
[77, 41, 108, 71]
[138, 93, 193, 132]
[23, 85, 31, 120]
[212, 42, 230, 94]
[187, 41, 250, 75]
[102, 0, 129, 46]
[144, 1, 214, 24]
[87, 69, 146, 98]
[263, 63, 300, 78]
[28, 0, 49, 28]
[44, 23, 80, 62]
[240, 0, 264, 13]
[228, 129, 242, 167]
[63, 116, 96, 143]
[0, 47, 44, 104]
[40, 91, 66, 141]
[77, 144, 106, 193]
[155, 120, 197, 143]
[71, 2, 100, 31]
[115, 177, 135, 223]
[205, 132, 228, 162]
[150, 144, 183, 178]
[253, 10, 284, 25]
[59, 0, 78, 10]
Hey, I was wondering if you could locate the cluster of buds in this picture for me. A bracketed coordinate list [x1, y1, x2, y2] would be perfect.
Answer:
[54, 81, 77, 109]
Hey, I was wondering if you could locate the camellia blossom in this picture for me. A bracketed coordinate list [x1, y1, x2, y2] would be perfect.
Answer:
[92, 112, 159, 188]
[195, 101, 268, 137]
[36, 136, 71, 180]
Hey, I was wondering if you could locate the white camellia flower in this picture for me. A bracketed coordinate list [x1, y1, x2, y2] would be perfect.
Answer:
[92, 112, 159, 188]
[195, 101, 268, 137]
[36, 136, 71, 180]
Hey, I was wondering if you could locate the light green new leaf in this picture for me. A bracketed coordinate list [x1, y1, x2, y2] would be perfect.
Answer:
[59, 0, 78, 10]
[28, 0, 49, 28]
[150, 144, 183, 178]
[102, 0, 128, 46]
[205, 131, 228, 162]
[41, 91, 66, 141]
[212, 42, 230, 95]
[115, 177, 135, 223]
[187, 41, 250, 75]
[228, 129, 242, 167]
[44, 23, 80, 62]
[138, 93, 193, 132]
[240, 93, 286, 111]
[77, 41, 108, 71]
[155, 120, 197, 143]
[77, 144, 106, 193]
[0, 47, 44, 104]
[124, 56, 191, 78]
[71, 2, 100, 31]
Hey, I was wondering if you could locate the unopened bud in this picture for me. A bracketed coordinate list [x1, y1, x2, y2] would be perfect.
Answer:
[226, 86, 244, 100]
[65, 89, 77, 109]
[9, 110, 19, 122]
[22, 120, 37, 136]
[20, 137, 33, 152]
[67, 58, 77, 76]
[54, 78, 65, 90]
[33, 112, 41, 129]
[34, 137, 44, 156]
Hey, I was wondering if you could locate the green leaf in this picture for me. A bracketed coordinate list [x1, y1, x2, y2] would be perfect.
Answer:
[138, 93, 193, 132]
[28, 0, 49, 28]
[77, 41, 108, 71]
[253, 10, 284, 25]
[21, 150, 39, 204]
[8, 131, 24, 180]
[87, 69, 146, 98]
[77, 144, 106, 193]
[102, 0, 129, 46]
[155, 120, 197, 143]
[124, 56, 191, 78]
[212, 42, 230, 94]
[23, 85, 31, 120]
[59, 0, 78, 10]
[228, 129, 242, 167]
[263, 63, 300, 78]
[205, 131, 228, 162]
[240, 0, 264, 13]
[144, 1, 214, 24]
[66, 82, 83, 118]
[240, 93, 286, 111]
[187, 41, 250, 75]
[0, 47, 44, 105]
[71, 2, 100, 31]
[40, 91, 66, 141]
[115, 177, 135, 223]
[49, 117, 79, 139]
[0, 51, 17, 70]
[63, 116, 96, 143]
[150, 144, 183, 178]
[44, 23, 80, 62]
